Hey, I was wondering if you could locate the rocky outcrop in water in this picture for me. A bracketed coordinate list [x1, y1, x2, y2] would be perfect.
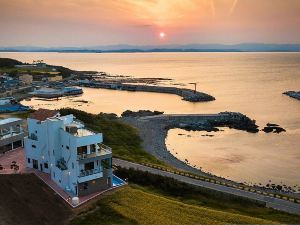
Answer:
[283, 91, 300, 101]
[180, 89, 215, 102]
[177, 112, 259, 133]
[262, 123, 286, 133]
[121, 110, 164, 117]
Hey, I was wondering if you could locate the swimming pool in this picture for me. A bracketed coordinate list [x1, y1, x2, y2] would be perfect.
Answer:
[112, 175, 126, 187]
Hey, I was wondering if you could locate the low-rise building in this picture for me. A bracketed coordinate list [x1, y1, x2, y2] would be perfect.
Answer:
[48, 75, 63, 82]
[0, 118, 25, 153]
[19, 74, 33, 85]
[24, 109, 113, 196]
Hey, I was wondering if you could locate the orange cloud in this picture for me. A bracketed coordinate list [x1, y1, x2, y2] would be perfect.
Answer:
[0, 0, 299, 45]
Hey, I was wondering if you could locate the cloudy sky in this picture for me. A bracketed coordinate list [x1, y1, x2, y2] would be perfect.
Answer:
[0, 0, 299, 46]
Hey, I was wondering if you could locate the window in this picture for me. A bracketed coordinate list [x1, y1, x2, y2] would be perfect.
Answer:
[44, 163, 48, 169]
[66, 146, 69, 150]
[102, 158, 112, 169]
[32, 145, 36, 148]
[83, 182, 88, 190]
[35, 130, 37, 134]
[27, 158, 31, 163]
[90, 144, 96, 153]
[72, 163, 74, 169]
[84, 162, 94, 171]
[77, 146, 87, 155]
[62, 145, 64, 148]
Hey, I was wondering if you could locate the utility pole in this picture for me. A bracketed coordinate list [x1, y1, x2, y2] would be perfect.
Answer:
[189, 82, 198, 93]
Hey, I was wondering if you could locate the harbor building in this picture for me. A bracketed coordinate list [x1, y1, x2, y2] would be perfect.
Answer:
[24, 109, 113, 196]
[30, 87, 83, 98]
[19, 74, 33, 85]
[0, 118, 25, 153]
[48, 75, 63, 82]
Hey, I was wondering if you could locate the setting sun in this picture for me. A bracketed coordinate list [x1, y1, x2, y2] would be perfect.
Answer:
[159, 32, 165, 38]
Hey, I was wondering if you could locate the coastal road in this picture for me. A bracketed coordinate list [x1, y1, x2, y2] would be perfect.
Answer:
[113, 158, 300, 215]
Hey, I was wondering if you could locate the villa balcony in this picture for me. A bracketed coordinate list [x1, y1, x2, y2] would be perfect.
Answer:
[0, 131, 25, 146]
[77, 144, 112, 160]
[78, 168, 103, 183]
[0, 131, 24, 140]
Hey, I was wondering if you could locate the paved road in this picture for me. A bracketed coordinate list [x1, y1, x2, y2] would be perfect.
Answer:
[113, 158, 300, 215]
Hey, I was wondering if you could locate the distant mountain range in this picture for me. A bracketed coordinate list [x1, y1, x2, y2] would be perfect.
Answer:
[0, 43, 300, 52]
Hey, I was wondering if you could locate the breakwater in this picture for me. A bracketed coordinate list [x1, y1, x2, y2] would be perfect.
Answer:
[122, 112, 258, 176]
[78, 81, 215, 102]
[283, 91, 300, 101]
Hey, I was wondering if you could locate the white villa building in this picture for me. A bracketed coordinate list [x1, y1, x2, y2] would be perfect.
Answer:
[24, 109, 113, 196]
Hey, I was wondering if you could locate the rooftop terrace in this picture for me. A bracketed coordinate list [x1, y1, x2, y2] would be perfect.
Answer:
[0, 118, 22, 126]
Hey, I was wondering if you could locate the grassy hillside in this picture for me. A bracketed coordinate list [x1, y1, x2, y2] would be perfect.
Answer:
[0, 174, 72, 225]
[0, 58, 23, 67]
[70, 186, 275, 225]
[115, 167, 300, 224]
[59, 108, 167, 167]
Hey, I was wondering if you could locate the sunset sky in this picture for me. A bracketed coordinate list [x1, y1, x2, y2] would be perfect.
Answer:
[0, 0, 299, 46]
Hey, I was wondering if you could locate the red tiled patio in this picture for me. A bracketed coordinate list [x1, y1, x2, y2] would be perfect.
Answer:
[0, 147, 27, 174]
[0, 148, 125, 208]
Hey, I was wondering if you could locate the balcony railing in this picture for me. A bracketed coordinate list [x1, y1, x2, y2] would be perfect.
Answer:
[0, 131, 24, 140]
[77, 144, 112, 160]
[79, 168, 101, 177]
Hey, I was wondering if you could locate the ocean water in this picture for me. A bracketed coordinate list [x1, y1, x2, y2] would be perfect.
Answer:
[1, 52, 299, 187]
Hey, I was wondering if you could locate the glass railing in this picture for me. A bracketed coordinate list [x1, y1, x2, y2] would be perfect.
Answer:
[77, 144, 112, 160]
[79, 168, 101, 177]
[0, 131, 24, 140]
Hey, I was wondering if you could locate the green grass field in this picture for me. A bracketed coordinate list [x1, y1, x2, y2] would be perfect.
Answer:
[71, 186, 276, 225]
[0, 67, 58, 74]
[115, 167, 300, 224]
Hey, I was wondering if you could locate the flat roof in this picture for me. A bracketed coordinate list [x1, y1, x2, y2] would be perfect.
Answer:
[0, 118, 22, 125]
[74, 128, 95, 137]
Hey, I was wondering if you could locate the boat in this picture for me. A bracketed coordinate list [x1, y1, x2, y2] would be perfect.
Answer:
[30, 86, 83, 98]
[63, 87, 83, 96]
[0, 97, 31, 113]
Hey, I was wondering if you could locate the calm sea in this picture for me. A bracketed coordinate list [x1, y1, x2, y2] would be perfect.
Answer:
[1, 52, 299, 187]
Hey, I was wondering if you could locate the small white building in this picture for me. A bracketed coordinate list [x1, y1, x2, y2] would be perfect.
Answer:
[0, 118, 25, 153]
[24, 109, 113, 196]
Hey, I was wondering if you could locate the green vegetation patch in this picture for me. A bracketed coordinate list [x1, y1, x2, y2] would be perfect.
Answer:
[70, 185, 275, 225]
[0, 58, 23, 67]
[114, 167, 300, 224]
[59, 108, 166, 166]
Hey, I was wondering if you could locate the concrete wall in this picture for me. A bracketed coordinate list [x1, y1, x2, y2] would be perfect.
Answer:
[78, 173, 112, 197]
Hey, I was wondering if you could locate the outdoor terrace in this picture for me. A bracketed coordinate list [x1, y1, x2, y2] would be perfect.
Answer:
[77, 144, 112, 160]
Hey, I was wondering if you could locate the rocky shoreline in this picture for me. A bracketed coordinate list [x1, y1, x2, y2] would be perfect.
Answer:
[283, 91, 300, 101]
[122, 112, 260, 178]
[121, 111, 297, 195]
